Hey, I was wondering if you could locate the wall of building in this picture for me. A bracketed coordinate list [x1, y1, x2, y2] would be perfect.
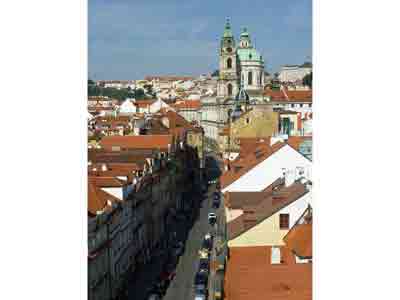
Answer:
[229, 108, 279, 151]
[279, 66, 311, 83]
[228, 192, 311, 247]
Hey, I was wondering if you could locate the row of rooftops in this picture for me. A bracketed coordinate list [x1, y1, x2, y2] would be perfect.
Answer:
[87, 105, 205, 218]
[218, 130, 312, 300]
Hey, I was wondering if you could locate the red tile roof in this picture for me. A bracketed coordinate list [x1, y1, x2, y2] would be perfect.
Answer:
[134, 100, 156, 108]
[88, 176, 128, 188]
[264, 88, 312, 103]
[88, 163, 141, 181]
[100, 135, 173, 151]
[172, 100, 201, 110]
[284, 224, 312, 259]
[88, 182, 121, 216]
[224, 246, 312, 300]
[287, 136, 312, 151]
[283, 207, 313, 258]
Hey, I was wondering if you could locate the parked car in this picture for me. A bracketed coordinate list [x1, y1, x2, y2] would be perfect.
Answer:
[194, 284, 208, 299]
[212, 198, 220, 209]
[194, 293, 206, 300]
[208, 213, 217, 225]
[198, 258, 210, 274]
[202, 236, 213, 252]
[194, 272, 208, 286]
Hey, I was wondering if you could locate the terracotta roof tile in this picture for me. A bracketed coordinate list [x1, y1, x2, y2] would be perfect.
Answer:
[264, 88, 312, 103]
[283, 223, 312, 259]
[88, 176, 128, 188]
[171, 100, 201, 110]
[287, 136, 312, 151]
[88, 182, 121, 216]
[134, 100, 156, 107]
[100, 135, 173, 151]
[224, 246, 312, 300]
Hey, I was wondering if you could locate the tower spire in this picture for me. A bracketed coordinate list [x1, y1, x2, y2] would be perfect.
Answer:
[223, 17, 233, 38]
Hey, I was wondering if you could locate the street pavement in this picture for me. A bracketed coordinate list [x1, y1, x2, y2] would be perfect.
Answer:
[163, 187, 215, 300]
[163, 156, 225, 300]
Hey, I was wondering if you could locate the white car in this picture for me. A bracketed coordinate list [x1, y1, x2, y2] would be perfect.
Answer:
[208, 213, 217, 225]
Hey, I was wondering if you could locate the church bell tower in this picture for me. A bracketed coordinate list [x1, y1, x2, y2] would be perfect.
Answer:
[217, 18, 239, 100]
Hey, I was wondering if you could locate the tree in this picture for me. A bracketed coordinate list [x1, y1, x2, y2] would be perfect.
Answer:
[303, 72, 313, 88]
[211, 70, 219, 77]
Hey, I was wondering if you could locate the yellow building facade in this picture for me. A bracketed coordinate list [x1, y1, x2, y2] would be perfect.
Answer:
[218, 106, 279, 154]
[228, 211, 289, 247]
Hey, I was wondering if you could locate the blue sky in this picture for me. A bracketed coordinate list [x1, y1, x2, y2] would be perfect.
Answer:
[89, 0, 311, 80]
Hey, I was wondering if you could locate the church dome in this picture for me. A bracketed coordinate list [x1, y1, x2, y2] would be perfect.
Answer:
[240, 27, 250, 38]
[237, 48, 263, 62]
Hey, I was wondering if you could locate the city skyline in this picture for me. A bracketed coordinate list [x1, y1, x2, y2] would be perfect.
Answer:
[89, 0, 312, 80]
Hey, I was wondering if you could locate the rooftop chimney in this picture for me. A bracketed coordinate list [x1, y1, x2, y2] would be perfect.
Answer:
[285, 169, 296, 187]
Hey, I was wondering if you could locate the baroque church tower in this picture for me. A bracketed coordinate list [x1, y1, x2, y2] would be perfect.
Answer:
[217, 18, 239, 100]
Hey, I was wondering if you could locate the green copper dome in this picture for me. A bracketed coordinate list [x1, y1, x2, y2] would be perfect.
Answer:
[237, 48, 263, 62]
[240, 27, 249, 37]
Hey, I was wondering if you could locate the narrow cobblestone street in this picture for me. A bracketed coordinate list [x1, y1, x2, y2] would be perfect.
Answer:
[124, 155, 223, 300]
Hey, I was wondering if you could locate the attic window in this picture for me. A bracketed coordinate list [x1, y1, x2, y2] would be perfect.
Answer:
[279, 214, 289, 229]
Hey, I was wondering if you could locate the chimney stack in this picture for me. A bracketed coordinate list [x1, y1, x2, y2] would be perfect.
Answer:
[284, 169, 296, 187]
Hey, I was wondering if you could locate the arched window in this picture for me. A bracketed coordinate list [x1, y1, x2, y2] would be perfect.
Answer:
[227, 58, 232, 69]
[227, 83, 233, 96]
[248, 71, 253, 85]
